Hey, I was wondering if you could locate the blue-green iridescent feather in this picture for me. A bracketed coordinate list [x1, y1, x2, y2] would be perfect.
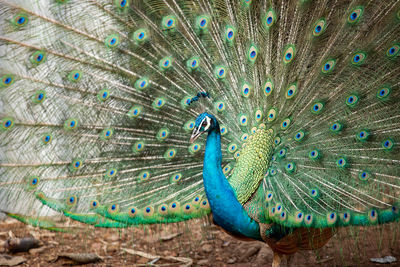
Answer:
[0, 0, 399, 252]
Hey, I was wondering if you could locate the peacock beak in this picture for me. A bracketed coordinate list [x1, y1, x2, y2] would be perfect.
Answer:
[190, 127, 202, 143]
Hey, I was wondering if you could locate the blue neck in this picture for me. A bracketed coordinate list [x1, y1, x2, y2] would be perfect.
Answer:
[202, 122, 262, 240]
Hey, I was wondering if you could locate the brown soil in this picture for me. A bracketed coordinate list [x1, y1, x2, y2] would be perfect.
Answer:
[0, 217, 399, 266]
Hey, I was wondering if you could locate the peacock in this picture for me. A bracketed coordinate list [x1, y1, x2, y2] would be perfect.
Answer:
[0, 0, 399, 265]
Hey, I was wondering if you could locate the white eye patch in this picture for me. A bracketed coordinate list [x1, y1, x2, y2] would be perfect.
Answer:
[201, 116, 211, 131]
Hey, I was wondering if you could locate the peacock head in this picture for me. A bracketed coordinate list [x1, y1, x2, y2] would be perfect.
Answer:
[190, 113, 217, 143]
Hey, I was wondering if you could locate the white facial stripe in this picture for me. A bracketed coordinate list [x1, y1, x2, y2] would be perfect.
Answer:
[202, 116, 211, 131]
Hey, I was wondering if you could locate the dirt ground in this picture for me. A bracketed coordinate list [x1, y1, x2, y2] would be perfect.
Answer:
[0, 216, 399, 267]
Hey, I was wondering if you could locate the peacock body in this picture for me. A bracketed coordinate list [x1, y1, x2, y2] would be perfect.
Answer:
[0, 0, 400, 264]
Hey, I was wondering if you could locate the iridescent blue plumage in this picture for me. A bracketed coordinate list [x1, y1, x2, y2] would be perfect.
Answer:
[192, 113, 262, 240]
[0, 1, 399, 266]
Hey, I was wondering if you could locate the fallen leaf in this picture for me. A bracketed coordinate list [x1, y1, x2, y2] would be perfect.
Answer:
[53, 253, 103, 264]
[0, 255, 27, 266]
[160, 232, 183, 241]
[370, 256, 397, 264]
[5, 237, 41, 253]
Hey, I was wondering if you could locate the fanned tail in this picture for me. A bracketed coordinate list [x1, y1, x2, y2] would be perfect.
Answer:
[0, 0, 399, 232]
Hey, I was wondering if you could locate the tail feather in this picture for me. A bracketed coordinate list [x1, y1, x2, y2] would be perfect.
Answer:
[0, 0, 399, 231]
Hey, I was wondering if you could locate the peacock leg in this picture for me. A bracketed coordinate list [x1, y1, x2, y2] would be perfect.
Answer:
[272, 252, 283, 267]
[286, 254, 294, 267]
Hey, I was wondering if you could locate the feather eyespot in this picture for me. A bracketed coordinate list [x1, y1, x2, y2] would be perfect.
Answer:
[159, 57, 173, 70]
[105, 34, 120, 48]
[241, 82, 252, 98]
[133, 141, 145, 153]
[278, 148, 287, 158]
[304, 214, 313, 226]
[189, 143, 201, 154]
[294, 131, 305, 142]
[309, 149, 321, 160]
[32, 90, 46, 104]
[382, 138, 394, 151]
[267, 108, 277, 122]
[162, 15, 176, 30]
[157, 128, 170, 141]
[351, 52, 366, 65]
[143, 206, 154, 216]
[263, 79, 274, 97]
[158, 204, 169, 215]
[239, 114, 248, 126]
[115, 0, 129, 8]
[377, 87, 391, 100]
[133, 28, 148, 43]
[330, 122, 343, 133]
[228, 143, 238, 153]
[340, 212, 351, 224]
[41, 133, 52, 144]
[266, 192, 273, 202]
[30, 51, 47, 65]
[139, 171, 150, 181]
[13, 14, 28, 27]
[68, 70, 82, 82]
[97, 89, 110, 102]
[321, 59, 336, 73]
[67, 195, 78, 206]
[294, 211, 304, 224]
[196, 15, 209, 30]
[283, 45, 295, 64]
[311, 102, 324, 114]
[135, 77, 149, 90]
[187, 56, 200, 70]
[27, 176, 40, 189]
[285, 83, 297, 99]
[108, 204, 119, 214]
[309, 188, 320, 199]
[359, 170, 371, 181]
[101, 128, 114, 141]
[169, 201, 180, 212]
[64, 118, 78, 131]
[1, 74, 15, 87]
[220, 125, 228, 136]
[90, 200, 99, 209]
[71, 159, 83, 171]
[254, 109, 263, 122]
[223, 164, 231, 174]
[215, 66, 227, 79]
[129, 206, 138, 217]
[336, 157, 348, 168]
[105, 168, 117, 178]
[164, 148, 177, 160]
[368, 210, 378, 223]
[386, 44, 399, 57]
[247, 45, 258, 62]
[170, 173, 182, 183]
[346, 94, 359, 107]
[264, 9, 276, 28]
[127, 106, 142, 118]
[280, 118, 291, 130]
[348, 6, 364, 24]
[285, 162, 296, 173]
[225, 26, 236, 42]
[153, 98, 166, 109]
[356, 129, 370, 142]
[327, 212, 337, 225]
[313, 19, 326, 36]
[274, 136, 281, 146]
[200, 200, 210, 209]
